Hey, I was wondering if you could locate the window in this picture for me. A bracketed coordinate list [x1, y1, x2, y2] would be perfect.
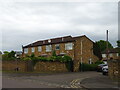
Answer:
[88, 58, 92, 64]
[31, 47, 35, 52]
[55, 44, 60, 50]
[109, 53, 113, 57]
[117, 53, 119, 57]
[65, 43, 73, 50]
[38, 46, 42, 52]
[24, 48, 28, 54]
[102, 54, 106, 58]
[46, 45, 52, 52]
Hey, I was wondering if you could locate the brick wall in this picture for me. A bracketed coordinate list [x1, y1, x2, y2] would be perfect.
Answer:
[34, 61, 68, 72]
[2, 60, 68, 72]
[108, 60, 120, 81]
[2, 60, 33, 72]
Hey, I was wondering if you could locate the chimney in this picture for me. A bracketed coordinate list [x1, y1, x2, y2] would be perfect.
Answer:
[48, 39, 51, 43]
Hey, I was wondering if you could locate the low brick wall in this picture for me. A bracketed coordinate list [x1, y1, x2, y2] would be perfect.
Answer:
[2, 60, 68, 72]
[2, 60, 33, 72]
[34, 61, 68, 72]
[108, 60, 120, 81]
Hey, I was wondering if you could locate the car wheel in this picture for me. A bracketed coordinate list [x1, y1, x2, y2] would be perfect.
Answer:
[102, 72, 106, 75]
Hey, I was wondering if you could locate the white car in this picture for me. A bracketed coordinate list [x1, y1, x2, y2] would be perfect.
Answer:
[102, 66, 108, 75]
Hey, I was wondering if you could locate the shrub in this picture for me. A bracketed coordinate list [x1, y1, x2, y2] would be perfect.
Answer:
[61, 55, 72, 62]
[52, 50, 57, 56]
[39, 57, 48, 61]
[95, 61, 104, 64]
[80, 63, 98, 71]
[23, 57, 31, 61]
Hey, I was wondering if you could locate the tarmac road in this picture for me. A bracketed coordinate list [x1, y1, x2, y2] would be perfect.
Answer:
[2, 71, 98, 88]
[2, 71, 118, 89]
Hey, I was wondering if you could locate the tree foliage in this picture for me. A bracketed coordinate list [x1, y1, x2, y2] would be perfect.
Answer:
[93, 42, 102, 60]
[96, 40, 113, 52]
[117, 40, 120, 48]
[2, 51, 16, 60]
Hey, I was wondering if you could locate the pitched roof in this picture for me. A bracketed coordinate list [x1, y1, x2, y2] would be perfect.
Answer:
[23, 35, 93, 48]
[23, 36, 75, 48]
[102, 48, 119, 54]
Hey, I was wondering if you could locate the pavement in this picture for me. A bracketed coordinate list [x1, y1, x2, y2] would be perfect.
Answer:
[2, 71, 119, 89]
[80, 73, 119, 90]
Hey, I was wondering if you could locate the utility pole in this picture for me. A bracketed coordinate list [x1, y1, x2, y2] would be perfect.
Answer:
[106, 30, 109, 61]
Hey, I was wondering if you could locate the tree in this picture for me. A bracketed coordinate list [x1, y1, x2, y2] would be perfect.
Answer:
[2, 51, 16, 60]
[96, 40, 113, 52]
[117, 40, 120, 48]
[93, 42, 102, 60]
[116, 40, 120, 56]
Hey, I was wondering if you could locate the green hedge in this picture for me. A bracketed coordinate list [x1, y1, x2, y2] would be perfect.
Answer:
[80, 63, 98, 71]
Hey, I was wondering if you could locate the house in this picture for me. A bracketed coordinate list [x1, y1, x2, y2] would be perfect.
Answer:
[15, 51, 22, 59]
[22, 35, 99, 71]
[102, 48, 119, 61]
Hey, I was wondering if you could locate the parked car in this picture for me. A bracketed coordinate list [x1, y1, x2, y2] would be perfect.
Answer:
[102, 66, 108, 75]
[97, 64, 107, 72]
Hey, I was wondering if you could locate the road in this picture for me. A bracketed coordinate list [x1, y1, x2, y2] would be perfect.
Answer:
[2, 71, 119, 89]
[2, 71, 98, 88]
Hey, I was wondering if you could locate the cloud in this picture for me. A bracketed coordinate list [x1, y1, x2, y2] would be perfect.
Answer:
[0, 1, 118, 51]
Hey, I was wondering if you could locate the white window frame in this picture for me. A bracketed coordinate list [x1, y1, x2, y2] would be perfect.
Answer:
[31, 47, 35, 52]
[109, 53, 113, 57]
[24, 48, 28, 54]
[65, 43, 73, 50]
[102, 54, 106, 58]
[117, 53, 119, 57]
[38, 46, 42, 52]
[46, 45, 52, 52]
[55, 44, 60, 50]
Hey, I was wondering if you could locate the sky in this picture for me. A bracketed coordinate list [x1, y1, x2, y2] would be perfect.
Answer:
[0, 0, 119, 52]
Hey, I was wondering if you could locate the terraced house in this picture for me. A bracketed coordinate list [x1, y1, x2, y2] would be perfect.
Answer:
[22, 35, 98, 71]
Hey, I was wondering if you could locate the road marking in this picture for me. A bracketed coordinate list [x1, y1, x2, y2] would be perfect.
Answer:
[70, 77, 90, 88]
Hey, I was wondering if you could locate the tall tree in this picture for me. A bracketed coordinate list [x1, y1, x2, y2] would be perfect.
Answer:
[96, 40, 113, 52]
[93, 42, 102, 60]
[117, 40, 120, 48]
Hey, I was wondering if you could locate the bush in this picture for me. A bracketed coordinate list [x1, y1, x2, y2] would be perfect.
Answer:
[23, 57, 31, 61]
[60, 55, 72, 62]
[95, 61, 104, 64]
[80, 63, 98, 71]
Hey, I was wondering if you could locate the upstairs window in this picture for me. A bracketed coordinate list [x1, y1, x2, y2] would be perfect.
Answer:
[46, 45, 52, 52]
[65, 43, 73, 50]
[55, 44, 60, 50]
[31, 47, 35, 52]
[102, 54, 106, 58]
[24, 48, 28, 54]
[109, 53, 113, 57]
[38, 46, 42, 52]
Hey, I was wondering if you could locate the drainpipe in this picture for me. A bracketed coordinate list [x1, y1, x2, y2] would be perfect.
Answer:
[81, 40, 83, 72]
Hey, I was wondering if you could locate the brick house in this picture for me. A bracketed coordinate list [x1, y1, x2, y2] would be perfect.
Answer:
[102, 48, 119, 61]
[22, 35, 98, 71]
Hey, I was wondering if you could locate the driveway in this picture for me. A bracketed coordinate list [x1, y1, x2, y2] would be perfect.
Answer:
[2, 71, 119, 89]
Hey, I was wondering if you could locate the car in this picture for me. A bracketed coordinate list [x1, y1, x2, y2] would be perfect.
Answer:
[102, 66, 108, 75]
[97, 64, 107, 72]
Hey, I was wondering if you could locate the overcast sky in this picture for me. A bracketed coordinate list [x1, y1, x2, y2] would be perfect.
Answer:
[0, 0, 119, 52]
